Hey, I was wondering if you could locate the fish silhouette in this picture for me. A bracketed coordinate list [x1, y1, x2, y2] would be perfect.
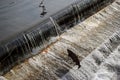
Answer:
[67, 49, 81, 68]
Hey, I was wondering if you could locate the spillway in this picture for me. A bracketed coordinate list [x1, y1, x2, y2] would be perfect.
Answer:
[0, 0, 120, 80]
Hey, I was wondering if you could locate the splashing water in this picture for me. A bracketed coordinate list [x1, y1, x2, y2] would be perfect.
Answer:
[0, 0, 115, 77]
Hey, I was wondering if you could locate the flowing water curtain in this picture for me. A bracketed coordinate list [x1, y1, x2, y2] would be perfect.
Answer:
[0, 0, 115, 75]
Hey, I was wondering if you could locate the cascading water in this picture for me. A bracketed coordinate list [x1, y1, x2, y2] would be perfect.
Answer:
[0, 0, 117, 79]
[2, 2, 120, 78]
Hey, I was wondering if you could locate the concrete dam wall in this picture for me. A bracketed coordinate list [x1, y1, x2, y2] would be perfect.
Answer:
[1, 0, 120, 80]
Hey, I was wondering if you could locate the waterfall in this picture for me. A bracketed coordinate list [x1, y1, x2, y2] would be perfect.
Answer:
[0, 0, 115, 76]
[1, 0, 120, 79]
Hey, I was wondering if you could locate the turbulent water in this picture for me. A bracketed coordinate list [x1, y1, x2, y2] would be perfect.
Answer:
[0, 0, 119, 80]
[0, 0, 115, 76]
[1, 0, 120, 80]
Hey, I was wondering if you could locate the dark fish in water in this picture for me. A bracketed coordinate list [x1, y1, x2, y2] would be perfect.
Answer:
[67, 49, 81, 68]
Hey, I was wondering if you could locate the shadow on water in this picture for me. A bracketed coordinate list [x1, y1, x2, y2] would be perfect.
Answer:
[39, 0, 47, 17]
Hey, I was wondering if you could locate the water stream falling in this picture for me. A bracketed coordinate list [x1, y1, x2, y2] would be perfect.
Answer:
[0, 0, 115, 77]
[0, 0, 120, 79]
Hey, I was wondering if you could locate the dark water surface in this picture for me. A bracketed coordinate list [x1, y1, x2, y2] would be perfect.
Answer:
[0, 0, 75, 43]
